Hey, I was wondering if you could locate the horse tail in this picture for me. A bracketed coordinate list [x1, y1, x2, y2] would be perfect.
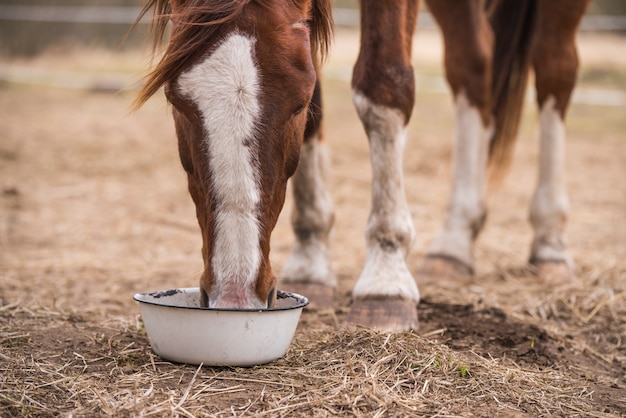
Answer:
[486, 0, 539, 181]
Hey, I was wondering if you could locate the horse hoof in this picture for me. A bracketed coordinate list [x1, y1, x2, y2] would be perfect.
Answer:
[533, 260, 573, 284]
[346, 298, 418, 332]
[417, 255, 473, 283]
[282, 282, 335, 310]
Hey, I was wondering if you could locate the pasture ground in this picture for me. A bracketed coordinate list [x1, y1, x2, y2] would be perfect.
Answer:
[1, 29, 625, 416]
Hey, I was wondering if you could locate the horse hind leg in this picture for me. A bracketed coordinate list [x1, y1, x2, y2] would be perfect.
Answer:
[529, 0, 589, 282]
[419, 0, 494, 281]
[530, 95, 572, 282]
[347, 0, 421, 332]
[281, 79, 336, 308]
[419, 93, 492, 280]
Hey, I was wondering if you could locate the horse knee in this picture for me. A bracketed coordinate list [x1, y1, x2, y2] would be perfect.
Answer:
[430, 0, 494, 116]
[352, 59, 415, 124]
[533, 46, 579, 115]
[532, 0, 588, 115]
[445, 41, 492, 115]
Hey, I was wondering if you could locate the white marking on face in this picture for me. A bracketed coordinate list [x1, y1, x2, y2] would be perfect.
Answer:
[177, 33, 264, 308]
[530, 95, 571, 265]
[350, 91, 419, 303]
[428, 91, 492, 268]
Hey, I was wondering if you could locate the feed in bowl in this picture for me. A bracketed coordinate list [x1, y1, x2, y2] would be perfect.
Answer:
[133, 288, 308, 366]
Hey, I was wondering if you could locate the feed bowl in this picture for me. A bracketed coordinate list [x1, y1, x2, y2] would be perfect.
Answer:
[133, 288, 308, 366]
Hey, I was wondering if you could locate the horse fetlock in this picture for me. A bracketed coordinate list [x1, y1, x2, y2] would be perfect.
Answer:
[529, 233, 572, 268]
[281, 239, 335, 309]
[530, 188, 569, 227]
[353, 247, 420, 304]
[427, 224, 476, 272]
[529, 197, 569, 263]
[292, 206, 335, 241]
[281, 238, 335, 287]
[470, 208, 487, 240]
[368, 222, 414, 254]
[448, 201, 486, 233]
[433, 200, 486, 258]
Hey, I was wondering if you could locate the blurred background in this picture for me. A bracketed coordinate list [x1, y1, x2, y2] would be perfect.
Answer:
[0, 0, 146, 56]
[2, 0, 624, 109]
[1, 0, 625, 56]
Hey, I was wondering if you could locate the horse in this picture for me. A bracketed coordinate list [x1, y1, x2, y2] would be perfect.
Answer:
[133, 0, 590, 332]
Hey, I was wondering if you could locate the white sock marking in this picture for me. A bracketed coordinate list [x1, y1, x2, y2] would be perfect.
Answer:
[428, 92, 492, 268]
[177, 33, 264, 308]
[281, 136, 335, 286]
[530, 95, 571, 265]
[351, 91, 419, 302]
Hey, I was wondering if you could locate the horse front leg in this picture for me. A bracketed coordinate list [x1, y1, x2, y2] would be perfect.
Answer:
[419, 0, 493, 280]
[529, 0, 589, 281]
[347, 0, 421, 332]
[281, 79, 336, 308]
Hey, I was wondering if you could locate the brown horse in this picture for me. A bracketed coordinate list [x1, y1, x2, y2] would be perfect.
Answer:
[134, 0, 590, 331]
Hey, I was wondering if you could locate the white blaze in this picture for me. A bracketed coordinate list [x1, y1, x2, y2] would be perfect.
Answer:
[177, 33, 264, 308]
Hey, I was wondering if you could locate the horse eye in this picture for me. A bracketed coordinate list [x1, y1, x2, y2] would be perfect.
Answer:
[296, 19, 312, 29]
[293, 106, 305, 116]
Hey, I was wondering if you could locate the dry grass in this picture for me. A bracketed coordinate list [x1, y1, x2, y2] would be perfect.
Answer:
[2, 301, 623, 417]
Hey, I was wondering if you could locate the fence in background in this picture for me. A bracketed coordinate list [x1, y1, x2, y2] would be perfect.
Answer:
[1, 5, 626, 30]
[1, 5, 625, 56]
[1, 4, 624, 107]
[0, 5, 144, 24]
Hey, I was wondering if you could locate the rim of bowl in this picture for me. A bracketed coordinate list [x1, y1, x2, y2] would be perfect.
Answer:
[133, 288, 309, 312]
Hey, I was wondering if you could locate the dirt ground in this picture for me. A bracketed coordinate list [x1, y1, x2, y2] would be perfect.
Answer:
[1, 29, 625, 416]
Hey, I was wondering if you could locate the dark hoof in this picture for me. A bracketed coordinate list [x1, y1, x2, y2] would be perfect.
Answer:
[532, 260, 573, 284]
[346, 297, 418, 332]
[282, 282, 335, 310]
[417, 255, 474, 284]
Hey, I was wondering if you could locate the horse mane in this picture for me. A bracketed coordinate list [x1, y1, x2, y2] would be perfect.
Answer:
[132, 0, 333, 110]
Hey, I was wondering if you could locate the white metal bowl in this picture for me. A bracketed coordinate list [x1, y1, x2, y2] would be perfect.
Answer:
[133, 288, 308, 366]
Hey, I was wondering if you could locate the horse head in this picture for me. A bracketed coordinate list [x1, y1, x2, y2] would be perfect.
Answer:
[135, 0, 332, 309]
